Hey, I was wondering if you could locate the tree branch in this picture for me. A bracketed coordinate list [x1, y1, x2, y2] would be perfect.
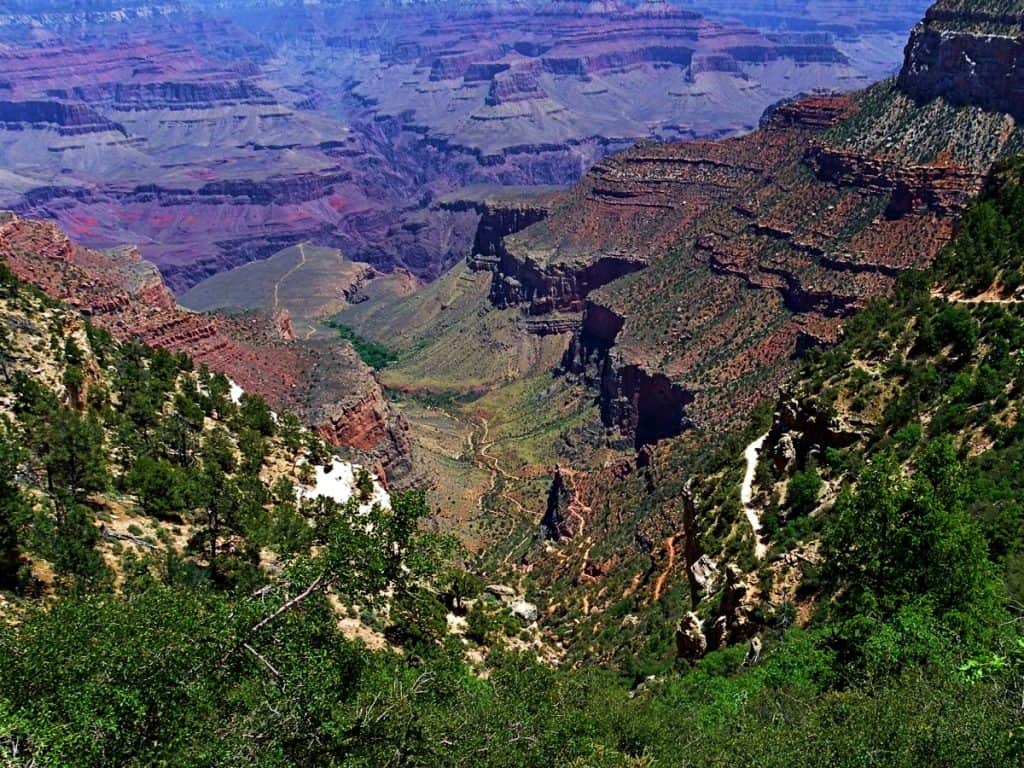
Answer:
[251, 572, 326, 633]
[243, 642, 282, 678]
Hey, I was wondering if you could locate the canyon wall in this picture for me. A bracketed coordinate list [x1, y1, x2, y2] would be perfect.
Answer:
[898, 1, 1024, 118]
[0, 0, 922, 293]
[478, 6, 1022, 448]
[0, 214, 415, 487]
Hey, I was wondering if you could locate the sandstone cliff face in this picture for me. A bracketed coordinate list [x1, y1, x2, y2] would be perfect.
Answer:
[0, 214, 415, 488]
[0, 0, 910, 291]
[0, 100, 126, 136]
[487, 96, 868, 444]
[454, 194, 556, 263]
[898, 2, 1024, 118]
[806, 145, 985, 217]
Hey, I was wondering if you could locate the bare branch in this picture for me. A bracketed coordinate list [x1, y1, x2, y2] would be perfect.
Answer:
[251, 572, 326, 633]
[243, 643, 282, 679]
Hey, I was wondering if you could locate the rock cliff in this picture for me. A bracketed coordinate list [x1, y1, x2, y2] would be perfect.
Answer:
[0, 0, 918, 291]
[898, 1, 1024, 118]
[479, 1, 1024, 447]
[0, 214, 415, 487]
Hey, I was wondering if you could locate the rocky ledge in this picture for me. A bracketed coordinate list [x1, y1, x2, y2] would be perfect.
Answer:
[898, 1, 1024, 118]
[0, 215, 415, 487]
[481, 69, 1016, 447]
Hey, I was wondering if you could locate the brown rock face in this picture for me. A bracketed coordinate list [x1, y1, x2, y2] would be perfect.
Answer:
[806, 145, 984, 218]
[480, 21, 1022, 447]
[0, 214, 414, 487]
[898, 2, 1024, 119]
[0, 0, 917, 291]
[675, 611, 708, 663]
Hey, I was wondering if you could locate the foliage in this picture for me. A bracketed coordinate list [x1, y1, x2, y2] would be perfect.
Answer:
[786, 468, 822, 516]
[326, 321, 399, 370]
[40, 408, 107, 505]
[0, 420, 28, 586]
[6, 165, 1024, 765]
[936, 156, 1024, 295]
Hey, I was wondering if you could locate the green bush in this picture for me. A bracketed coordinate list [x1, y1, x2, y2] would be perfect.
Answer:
[787, 468, 823, 516]
[326, 321, 399, 370]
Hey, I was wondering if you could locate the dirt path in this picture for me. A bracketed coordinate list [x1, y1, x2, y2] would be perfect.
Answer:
[932, 288, 1023, 305]
[471, 416, 529, 516]
[742, 433, 769, 560]
[272, 243, 321, 339]
[273, 243, 308, 312]
[559, 466, 590, 539]
[652, 534, 676, 602]
[477, 417, 516, 483]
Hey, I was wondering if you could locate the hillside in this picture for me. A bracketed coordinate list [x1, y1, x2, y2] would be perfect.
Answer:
[1, 153, 1023, 766]
[336, 0, 1024, 525]
[3, 0, 1024, 764]
[330, 0, 1024, 674]
[0, 214, 415, 489]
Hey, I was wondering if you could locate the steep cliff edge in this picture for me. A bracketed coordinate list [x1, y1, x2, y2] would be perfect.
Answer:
[898, 0, 1024, 118]
[0, 0, 919, 291]
[481, 2, 1024, 448]
[0, 214, 415, 487]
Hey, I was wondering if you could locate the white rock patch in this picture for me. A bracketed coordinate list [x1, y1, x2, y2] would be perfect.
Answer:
[298, 457, 391, 513]
[200, 375, 390, 512]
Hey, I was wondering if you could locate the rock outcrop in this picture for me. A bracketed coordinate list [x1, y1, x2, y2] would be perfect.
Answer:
[674, 565, 754, 661]
[0, 100, 126, 136]
[765, 394, 864, 476]
[898, 1, 1024, 119]
[675, 611, 708, 663]
[477, 11, 1024, 446]
[0, 0, 918, 291]
[542, 466, 591, 540]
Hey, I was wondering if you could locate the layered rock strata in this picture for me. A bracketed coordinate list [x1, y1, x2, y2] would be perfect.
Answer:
[0, 214, 414, 486]
[0, 0, 916, 290]
[485, 55, 1015, 446]
[898, 1, 1024, 118]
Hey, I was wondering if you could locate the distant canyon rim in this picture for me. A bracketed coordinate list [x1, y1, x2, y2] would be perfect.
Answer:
[0, 0, 930, 296]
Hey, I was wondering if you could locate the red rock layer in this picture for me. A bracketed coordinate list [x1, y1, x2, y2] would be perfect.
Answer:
[0, 0, 897, 291]
[0, 215, 414, 486]
[491, 91, 987, 443]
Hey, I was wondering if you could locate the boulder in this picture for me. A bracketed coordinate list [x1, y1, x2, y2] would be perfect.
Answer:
[485, 584, 518, 600]
[675, 611, 707, 663]
[511, 601, 539, 625]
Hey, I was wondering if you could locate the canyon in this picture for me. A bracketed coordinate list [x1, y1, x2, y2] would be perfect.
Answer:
[0, 212, 414, 487]
[322, 0, 1024, 625]
[0, 0, 1019, 680]
[453, 28, 1022, 451]
[0, 0, 928, 293]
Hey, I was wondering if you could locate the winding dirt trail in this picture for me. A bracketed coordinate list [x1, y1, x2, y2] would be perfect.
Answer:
[273, 243, 308, 312]
[556, 466, 590, 539]
[271, 243, 321, 339]
[742, 433, 769, 560]
[932, 288, 1023, 305]
[473, 417, 529, 516]
[652, 534, 677, 602]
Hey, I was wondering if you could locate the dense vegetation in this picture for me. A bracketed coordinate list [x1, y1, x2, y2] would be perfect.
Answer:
[935, 157, 1024, 294]
[326, 320, 399, 370]
[4, 165, 1024, 765]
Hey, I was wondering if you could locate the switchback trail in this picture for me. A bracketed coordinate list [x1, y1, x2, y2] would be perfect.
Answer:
[471, 416, 529, 517]
[273, 243, 308, 313]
